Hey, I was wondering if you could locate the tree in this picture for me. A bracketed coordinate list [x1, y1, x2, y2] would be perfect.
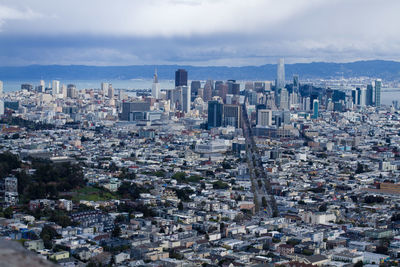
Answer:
[3, 207, 13, 219]
[112, 225, 121, 238]
[354, 261, 363, 267]
[262, 197, 268, 207]
[40, 225, 60, 249]
[178, 202, 184, 211]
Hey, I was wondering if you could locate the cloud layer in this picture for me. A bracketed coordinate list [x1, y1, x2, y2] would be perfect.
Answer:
[0, 0, 399, 66]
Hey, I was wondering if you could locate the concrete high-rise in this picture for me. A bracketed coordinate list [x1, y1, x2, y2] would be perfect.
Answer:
[276, 58, 285, 90]
[180, 86, 191, 113]
[101, 82, 109, 97]
[52, 80, 60, 95]
[152, 69, 160, 99]
[108, 84, 114, 99]
[279, 88, 289, 110]
[257, 109, 273, 126]
[190, 81, 201, 98]
[175, 69, 188, 87]
[203, 80, 213, 101]
[375, 79, 382, 107]
[0, 80, 3, 97]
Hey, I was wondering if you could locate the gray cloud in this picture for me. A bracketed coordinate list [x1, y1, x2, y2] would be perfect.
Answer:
[0, 0, 399, 66]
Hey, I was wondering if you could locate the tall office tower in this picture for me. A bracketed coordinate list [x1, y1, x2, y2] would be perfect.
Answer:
[356, 87, 361, 105]
[190, 81, 201, 98]
[360, 88, 366, 107]
[175, 69, 188, 87]
[304, 97, 311, 111]
[67, 84, 77, 98]
[152, 69, 160, 99]
[351, 89, 358, 105]
[203, 80, 213, 101]
[101, 82, 109, 97]
[108, 84, 114, 99]
[0, 80, 3, 96]
[52, 80, 60, 95]
[366, 84, 374, 106]
[279, 88, 289, 110]
[276, 58, 285, 90]
[61, 84, 67, 98]
[21, 84, 33, 91]
[207, 100, 223, 129]
[312, 99, 319, 119]
[40, 80, 45, 87]
[289, 92, 298, 108]
[223, 104, 241, 128]
[180, 86, 191, 113]
[218, 83, 228, 102]
[375, 79, 382, 107]
[293, 75, 299, 94]
[257, 109, 273, 126]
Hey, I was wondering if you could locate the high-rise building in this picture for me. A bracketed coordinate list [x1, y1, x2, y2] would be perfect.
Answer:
[360, 87, 366, 107]
[175, 69, 188, 87]
[101, 82, 109, 97]
[257, 109, 273, 126]
[312, 99, 319, 119]
[107, 84, 114, 99]
[67, 84, 77, 98]
[366, 84, 374, 106]
[279, 88, 289, 110]
[52, 80, 60, 95]
[223, 104, 241, 128]
[293, 75, 299, 94]
[180, 86, 191, 113]
[0, 80, 3, 97]
[375, 79, 382, 107]
[190, 81, 201, 98]
[152, 69, 160, 99]
[207, 100, 223, 129]
[203, 80, 213, 101]
[254, 82, 265, 93]
[276, 58, 285, 90]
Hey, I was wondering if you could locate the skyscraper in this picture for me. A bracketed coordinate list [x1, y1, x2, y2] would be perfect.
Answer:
[203, 80, 213, 101]
[279, 88, 289, 110]
[375, 79, 382, 107]
[0, 80, 3, 97]
[175, 69, 188, 87]
[180, 86, 191, 113]
[293, 75, 299, 94]
[257, 109, 273, 126]
[190, 81, 201, 98]
[312, 99, 319, 119]
[360, 88, 366, 107]
[276, 58, 285, 90]
[52, 80, 60, 95]
[366, 84, 374, 106]
[152, 69, 160, 99]
[207, 100, 223, 129]
[223, 104, 241, 128]
[108, 84, 114, 99]
[101, 82, 109, 97]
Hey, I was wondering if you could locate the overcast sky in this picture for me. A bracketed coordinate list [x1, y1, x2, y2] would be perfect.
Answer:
[0, 0, 399, 66]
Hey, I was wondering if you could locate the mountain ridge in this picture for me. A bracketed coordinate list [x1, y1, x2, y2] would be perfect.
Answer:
[1, 60, 400, 81]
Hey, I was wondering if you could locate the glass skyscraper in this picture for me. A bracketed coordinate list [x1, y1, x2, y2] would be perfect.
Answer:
[375, 79, 382, 107]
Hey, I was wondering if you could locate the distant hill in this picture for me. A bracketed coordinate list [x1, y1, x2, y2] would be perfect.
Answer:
[1, 60, 400, 81]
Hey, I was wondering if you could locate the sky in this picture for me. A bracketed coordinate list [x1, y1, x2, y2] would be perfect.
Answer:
[0, 0, 400, 66]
